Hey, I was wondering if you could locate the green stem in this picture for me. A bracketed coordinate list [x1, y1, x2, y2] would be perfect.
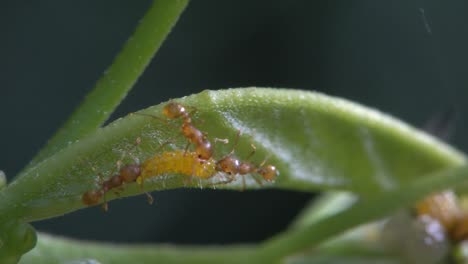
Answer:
[22, 0, 189, 173]
[20, 233, 257, 264]
[256, 165, 468, 261]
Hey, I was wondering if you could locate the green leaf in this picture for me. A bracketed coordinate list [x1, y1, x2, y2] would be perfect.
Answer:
[286, 253, 397, 264]
[23, 0, 190, 171]
[19, 233, 255, 264]
[286, 198, 396, 264]
[1, 88, 465, 222]
[290, 192, 357, 229]
[0, 170, 6, 190]
[3, 88, 467, 263]
[20, 231, 396, 264]
[286, 192, 395, 261]
[19, 166, 468, 263]
[258, 165, 468, 262]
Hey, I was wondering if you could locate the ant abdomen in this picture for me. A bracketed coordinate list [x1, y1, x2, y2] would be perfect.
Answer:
[196, 140, 213, 160]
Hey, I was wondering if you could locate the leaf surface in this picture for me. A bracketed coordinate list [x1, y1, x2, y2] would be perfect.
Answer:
[2, 88, 465, 223]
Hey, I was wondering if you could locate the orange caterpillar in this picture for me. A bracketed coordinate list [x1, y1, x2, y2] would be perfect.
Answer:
[139, 102, 278, 183]
[136, 149, 278, 186]
[137, 150, 217, 184]
[81, 149, 217, 211]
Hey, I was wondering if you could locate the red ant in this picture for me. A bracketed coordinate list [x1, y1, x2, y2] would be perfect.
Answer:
[216, 131, 278, 189]
[82, 138, 153, 211]
[82, 163, 144, 211]
[161, 102, 214, 160]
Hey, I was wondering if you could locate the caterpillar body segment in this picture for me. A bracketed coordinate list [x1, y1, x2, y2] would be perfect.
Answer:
[138, 150, 217, 184]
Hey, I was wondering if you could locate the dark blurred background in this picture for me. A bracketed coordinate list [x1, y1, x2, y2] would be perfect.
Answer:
[1, 0, 468, 244]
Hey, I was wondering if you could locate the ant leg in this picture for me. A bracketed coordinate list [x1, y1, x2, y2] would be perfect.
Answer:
[99, 160, 122, 201]
[115, 160, 122, 171]
[245, 143, 257, 161]
[94, 170, 105, 186]
[146, 136, 178, 158]
[101, 193, 109, 212]
[156, 138, 175, 152]
[137, 175, 154, 205]
[81, 157, 105, 186]
[211, 174, 236, 186]
[137, 176, 154, 204]
[241, 174, 263, 189]
[145, 192, 154, 205]
[259, 155, 271, 167]
[241, 175, 246, 191]
[229, 130, 242, 156]
[80, 157, 109, 210]
[114, 189, 122, 196]
[119, 137, 142, 165]
[253, 176, 264, 186]
[139, 181, 154, 205]
[186, 106, 199, 119]
[132, 112, 178, 130]
[218, 130, 241, 160]
[183, 159, 199, 186]
[183, 141, 191, 156]
[134, 112, 191, 150]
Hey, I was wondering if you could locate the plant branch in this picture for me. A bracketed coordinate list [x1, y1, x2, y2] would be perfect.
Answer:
[22, 0, 189, 173]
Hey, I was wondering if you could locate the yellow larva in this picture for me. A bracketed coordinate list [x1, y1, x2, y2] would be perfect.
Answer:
[137, 150, 217, 184]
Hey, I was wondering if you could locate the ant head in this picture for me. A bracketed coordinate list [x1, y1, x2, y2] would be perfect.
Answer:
[82, 190, 103, 206]
[258, 165, 278, 181]
[216, 156, 240, 175]
[163, 102, 186, 119]
[120, 164, 141, 183]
